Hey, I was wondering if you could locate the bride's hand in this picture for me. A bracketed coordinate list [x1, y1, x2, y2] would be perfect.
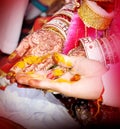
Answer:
[16, 53, 107, 99]
[6, 28, 64, 83]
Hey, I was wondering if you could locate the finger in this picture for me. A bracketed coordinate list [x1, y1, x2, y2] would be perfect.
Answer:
[27, 72, 80, 90]
[28, 79, 46, 89]
[15, 73, 31, 85]
[21, 76, 104, 100]
[16, 72, 52, 89]
[28, 78, 71, 92]
[15, 72, 46, 85]
[28, 76, 81, 95]
[13, 34, 34, 58]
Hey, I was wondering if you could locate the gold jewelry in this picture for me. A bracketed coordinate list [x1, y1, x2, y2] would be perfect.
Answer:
[77, 0, 114, 30]
[42, 26, 65, 40]
[43, 3, 75, 39]
[43, 17, 69, 39]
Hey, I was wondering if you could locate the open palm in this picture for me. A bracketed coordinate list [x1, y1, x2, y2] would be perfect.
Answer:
[16, 53, 107, 100]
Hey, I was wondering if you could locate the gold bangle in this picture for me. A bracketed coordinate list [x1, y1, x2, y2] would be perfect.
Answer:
[43, 17, 70, 39]
[42, 26, 65, 41]
[77, 0, 114, 30]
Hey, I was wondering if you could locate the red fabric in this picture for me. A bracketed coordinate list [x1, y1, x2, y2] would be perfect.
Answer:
[31, 16, 51, 32]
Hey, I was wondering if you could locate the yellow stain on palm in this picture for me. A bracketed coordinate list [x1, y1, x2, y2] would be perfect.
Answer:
[23, 55, 41, 64]
[14, 54, 50, 68]
[14, 61, 25, 68]
[53, 53, 72, 67]
[56, 78, 72, 84]
[47, 78, 72, 93]
[26, 71, 35, 75]
[53, 68, 64, 76]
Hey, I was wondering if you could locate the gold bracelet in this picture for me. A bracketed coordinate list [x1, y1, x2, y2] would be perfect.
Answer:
[43, 16, 70, 39]
[77, 0, 114, 30]
[42, 26, 65, 41]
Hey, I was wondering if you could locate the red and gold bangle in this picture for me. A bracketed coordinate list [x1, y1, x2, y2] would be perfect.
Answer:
[43, 3, 75, 39]
[43, 17, 70, 39]
[77, 0, 114, 30]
